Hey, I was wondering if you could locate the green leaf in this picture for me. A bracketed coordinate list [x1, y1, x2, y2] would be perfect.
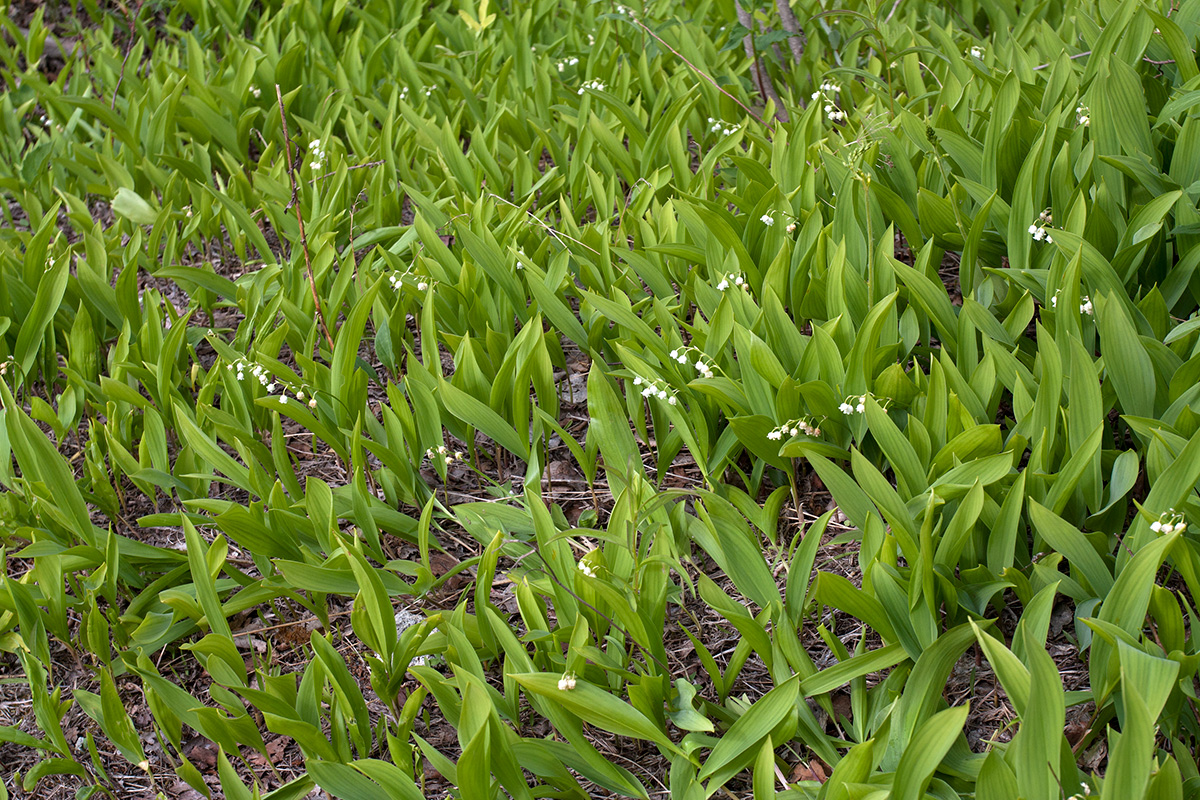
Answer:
[512, 673, 682, 756]
[1028, 499, 1113, 596]
[14, 253, 69, 378]
[111, 187, 159, 225]
[1095, 293, 1155, 418]
[698, 674, 800, 781]
[892, 705, 969, 800]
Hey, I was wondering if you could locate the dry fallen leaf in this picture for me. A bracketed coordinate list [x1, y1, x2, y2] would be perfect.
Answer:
[791, 759, 828, 783]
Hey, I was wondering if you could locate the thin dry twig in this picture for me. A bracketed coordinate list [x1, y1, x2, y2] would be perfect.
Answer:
[486, 192, 604, 256]
[111, 0, 145, 109]
[619, 9, 774, 131]
[275, 84, 335, 351]
[311, 159, 386, 185]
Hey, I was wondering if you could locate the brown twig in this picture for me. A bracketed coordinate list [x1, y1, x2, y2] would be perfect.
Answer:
[619, 9, 773, 131]
[275, 84, 335, 352]
[736, 2, 790, 123]
[111, 0, 145, 110]
[311, 159, 386, 185]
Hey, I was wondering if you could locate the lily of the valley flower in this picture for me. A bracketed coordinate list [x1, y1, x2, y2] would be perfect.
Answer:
[716, 273, 749, 293]
[1150, 508, 1187, 535]
[839, 395, 867, 415]
[767, 417, 821, 440]
[631, 375, 677, 404]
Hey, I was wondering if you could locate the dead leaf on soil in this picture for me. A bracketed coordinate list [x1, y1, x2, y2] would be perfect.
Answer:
[791, 759, 828, 782]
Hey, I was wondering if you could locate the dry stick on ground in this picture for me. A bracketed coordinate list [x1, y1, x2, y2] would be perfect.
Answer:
[735, 2, 790, 123]
[275, 85, 335, 351]
[774, 0, 806, 63]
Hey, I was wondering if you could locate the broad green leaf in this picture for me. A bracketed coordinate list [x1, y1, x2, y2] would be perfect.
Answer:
[698, 675, 800, 781]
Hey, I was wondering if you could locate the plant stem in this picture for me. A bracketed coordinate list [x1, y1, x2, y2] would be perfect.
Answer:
[275, 85, 335, 352]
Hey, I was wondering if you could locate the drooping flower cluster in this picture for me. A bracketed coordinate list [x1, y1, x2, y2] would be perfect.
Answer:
[228, 359, 276, 393]
[577, 549, 600, 578]
[1048, 291, 1092, 315]
[1066, 782, 1093, 800]
[1150, 509, 1187, 535]
[668, 346, 715, 380]
[1075, 104, 1090, 127]
[556, 57, 580, 72]
[839, 395, 868, 415]
[226, 358, 317, 408]
[707, 117, 739, 136]
[291, 388, 319, 409]
[767, 417, 822, 441]
[1028, 209, 1054, 244]
[308, 139, 328, 170]
[967, 45, 985, 59]
[557, 673, 578, 691]
[632, 375, 677, 405]
[811, 81, 845, 123]
[716, 273, 750, 292]
[760, 214, 775, 226]
[786, 221, 797, 233]
[578, 79, 606, 95]
[425, 444, 465, 468]
[248, 84, 261, 99]
[387, 269, 430, 292]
